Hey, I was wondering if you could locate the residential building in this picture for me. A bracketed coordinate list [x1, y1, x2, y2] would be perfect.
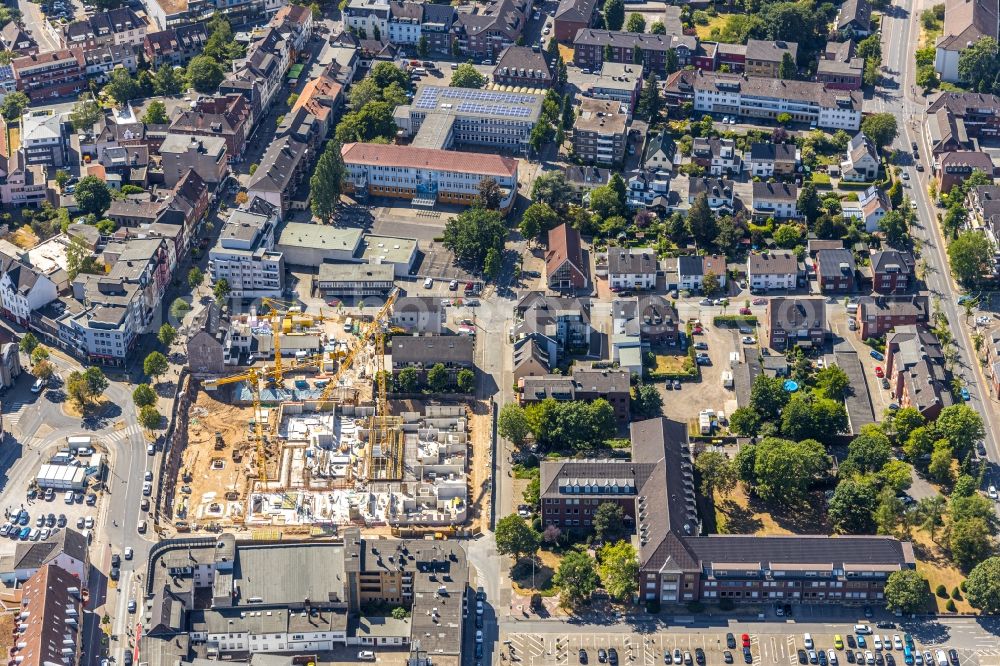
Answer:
[12, 48, 87, 100]
[546, 223, 588, 290]
[522, 364, 631, 421]
[391, 296, 444, 334]
[925, 105, 974, 155]
[678, 254, 727, 292]
[608, 247, 657, 291]
[765, 297, 826, 350]
[587, 62, 643, 109]
[967, 184, 1000, 251]
[82, 42, 138, 82]
[573, 30, 697, 75]
[0, 528, 90, 584]
[752, 182, 799, 220]
[15, 564, 82, 666]
[691, 137, 741, 176]
[626, 168, 672, 210]
[747, 251, 798, 291]
[934, 0, 999, 83]
[420, 4, 456, 54]
[554, 0, 596, 42]
[745, 39, 797, 78]
[514, 291, 591, 352]
[563, 165, 611, 202]
[573, 98, 629, 165]
[612, 295, 679, 345]
[0, 342, 21, 388]
[344, 0, 390, 37]
[186, 302, 231, 376]
[687, 177, 735, 213]
[840, 132, 879, 182]
[842, 185, 890, 232]
[0, 151, 46, 207]
[60, 7, 146, 49]
[391, 335, 475, 384]
[315, 263, 394, 298]
[870, 249, 914, 294]
[143, 23, 208, 67]
[643, 134, 676, 172]
[245, 134, 309, 218]
[668, 70, 863, 130]
[454, 0, 530, 59]
[816, 40, 863, 89]
[169, 94, 252, 163]
[341, 143, 519, 212]
[540, 417, 915, 604]
[512, 335, 553, 380]
[815, 248, 856, 293]
[209, 202, 284, 299]
[885, 326, 953, 419]
[159, 133, 228, 188]
[493, 45, 554, 88]
[936, 151, 996, 193]
[855, 294, 929, 339]
[290, 73, 343, 140]
[837, 0, 872, 36]
[54, 276, 145, 365]
[0, 22, 38, 56]
[20, 108, 66, 167]
[746, 143, 799, 178]
[394, 85, 543, 154]
[386, 1, 422, 44]
[926, 91, 1000, 139]
[0, 254, 57, 326]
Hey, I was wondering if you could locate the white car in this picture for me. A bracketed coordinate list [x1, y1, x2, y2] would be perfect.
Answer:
[31, 378, 45, 393]
[874, 637, 882, 651]
[84, 516, 94, 529]
[124, 547, 133, 560]
[543, 26, 550, 34]
[866, 653, 875, 665]
[423, 277, 433, 289]
[358, 652, 376, 661]
[829, 651, 838, 665]
[989, 485, 998, 500]
[742, 336, 756, 344]
[893, 637, 903, 650]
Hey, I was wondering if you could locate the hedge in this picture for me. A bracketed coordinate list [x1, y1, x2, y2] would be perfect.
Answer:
[713, 315, 758, 326]
[811, 172, 832, 187]
[647, 322, 700, 381]
[838, 180, 878, 190]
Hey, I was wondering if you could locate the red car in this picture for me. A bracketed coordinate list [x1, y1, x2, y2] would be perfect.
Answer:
[752, 298, 766, 305]
[875, 366, 884, 378]
[742, 635, 751, 648]
[693, 326, 703, 335]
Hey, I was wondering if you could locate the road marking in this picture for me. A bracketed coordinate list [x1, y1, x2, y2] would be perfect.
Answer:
[3, 402, 28, 427]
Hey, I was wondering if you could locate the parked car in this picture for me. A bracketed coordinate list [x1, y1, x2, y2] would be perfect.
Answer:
[870, 350, 885, 361]
[960, 387, 970, 401]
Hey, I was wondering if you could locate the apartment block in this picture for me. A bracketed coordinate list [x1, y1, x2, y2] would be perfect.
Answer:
[209, 201, 284, 299]
[573, 98, 628, 166]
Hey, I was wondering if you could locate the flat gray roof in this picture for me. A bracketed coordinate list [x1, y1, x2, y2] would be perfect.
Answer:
[362, 236, 418, 265]
[277, 222, 363, 253]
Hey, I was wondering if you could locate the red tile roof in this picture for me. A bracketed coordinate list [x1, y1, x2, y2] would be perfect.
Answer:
[341, 142, 518, 178]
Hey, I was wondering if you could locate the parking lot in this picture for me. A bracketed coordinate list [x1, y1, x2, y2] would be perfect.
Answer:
[0, 468, 104, 554]
[500, 626, 998, 666]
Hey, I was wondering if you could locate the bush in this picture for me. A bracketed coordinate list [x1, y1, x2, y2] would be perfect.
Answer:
[532, 516, 542, 532]
[961, 580, 968, 592]
[936, 584, 949, 598]
[945, 599, 957, 612]
[952, 586, 963, 600]
[838, 180, 878, 190]
[686, 601, 705, 613]
[646, 599, 661, 613]
[713, 315, 758, 327]
[719, 598, 735, 611]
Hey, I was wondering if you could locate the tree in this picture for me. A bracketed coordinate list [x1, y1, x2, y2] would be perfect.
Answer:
[598, 541, 638, 601]
[604, 0, 625, 29]
[797, 183, 822, 223]
[139, 405, 162, 429]
[427, 363, 450, 393]
[397, 366, 420, 393]
[187, 55, 225, 94]
[417, 35, 429, 57]
[625, 12, 645, 32]
[519, 202, 558, 243]
[877, 459, 913, 493]
[918, 495, 947, 542]
[554, 551, 600, 606]
[66, 372, 90, 409]
[450, 63, 486, 88]
[844, 424, 893, 474]
[144, 351, 169, 380]
[158, 324, 177, 347]
[875, 487, 904, 535]
[885, 570, 929, 614]
[69, 97, 102, 131]
[443, 207, 507, 264]
[695, 451, 737, 497]
[477, 177, 503, 210]
[524, 475, 540, 509]
[936, 403, 985, 458]
[531, 172, 572, 213]
[861, 113, 898, 148]
[687, 193, 717, 247]
[593, 502, 626, 543]
[729, 406, 762, 436]
[494, 514, 539, 560]
[0, 90, 28, 121]
[778, 52, 796, 79]
[74, 176, 112, 217]
[781, 393, 847, 443]
[133, 383, 156, 408]
[456, 368, 475, 394]
[751, 437, 829, 505]
[30, 346, 48, 365]
[499, 404, 531, 447]
[630, 383, 663, 418]
[19, 333, 38, 356]
[829, 477, 878, 533]
[966, 557, 1000, 612]
[773, 223, 802, 248]
[141, 100, 168, 125]
[484, 247, 502, 281]
[637, 74, 661, 121]
[186, 267, 204, 291]
[958, 36, 1000, 92]
[950, 517, 993, 570]
[153, 65, 185, 96]
[650, 20, 666, 34]
[816, 364, 850, 399]
[948, 231, 994, 286]
[928, 439, 954, 483]
[33, 360, 54, 382]
[310, 141, 344, 224]
[750, 373, 790, 420]
[916, 64, 939, 90]
[83, 367, 108, 399]
[879, 210, 910, 247]
[103, 68, 141, 105]
[213, 278, 231, 304]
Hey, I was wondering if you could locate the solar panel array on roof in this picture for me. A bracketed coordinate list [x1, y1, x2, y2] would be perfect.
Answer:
[412, 86, 538, 114]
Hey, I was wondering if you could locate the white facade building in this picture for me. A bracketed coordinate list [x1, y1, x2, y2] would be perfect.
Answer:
[209, 205, 285, 299]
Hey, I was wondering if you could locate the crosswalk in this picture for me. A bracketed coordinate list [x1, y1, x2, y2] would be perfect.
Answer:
[3, 402, 28, 429]
[103, 423, 145, 447]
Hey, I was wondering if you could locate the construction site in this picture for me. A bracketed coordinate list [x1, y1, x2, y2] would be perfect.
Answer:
[165, 291, 488, 536]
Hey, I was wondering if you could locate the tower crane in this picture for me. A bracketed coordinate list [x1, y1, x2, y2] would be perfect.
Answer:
[258, 297, 326, 385]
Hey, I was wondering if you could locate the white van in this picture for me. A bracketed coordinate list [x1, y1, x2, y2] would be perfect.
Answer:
[804, 635, 814, 650]
[935, 652, 947, 666]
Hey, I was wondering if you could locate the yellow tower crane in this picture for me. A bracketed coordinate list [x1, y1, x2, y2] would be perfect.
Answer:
[258, 297, 326, 385]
